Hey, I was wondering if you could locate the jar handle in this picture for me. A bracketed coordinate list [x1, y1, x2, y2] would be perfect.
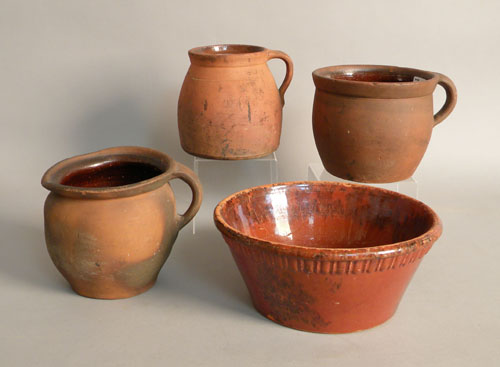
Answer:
[166, 162, 203, 230]
[267, 50, 294, 106]
[433, 73, 457, 126]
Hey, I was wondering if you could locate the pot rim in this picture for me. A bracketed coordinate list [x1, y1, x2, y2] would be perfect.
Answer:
[188, 44, 269, 66]
[214, 181, 442, 261]
[312, 64, 439, 98]
[41, 146, 176, 199]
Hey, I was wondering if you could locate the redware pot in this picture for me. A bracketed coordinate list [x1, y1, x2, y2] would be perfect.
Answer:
[178, 44, 293, 160]
[41, 146, 202, 299]
[214, 181, 442, 333]
[312, 65, 457, 183]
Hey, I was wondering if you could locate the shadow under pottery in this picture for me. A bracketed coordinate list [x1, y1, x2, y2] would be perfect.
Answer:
[158, 224, 262, 321]
[0, 218, 70, 294]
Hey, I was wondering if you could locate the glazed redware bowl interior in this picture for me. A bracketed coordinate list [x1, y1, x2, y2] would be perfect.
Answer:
[214, 182, 442, 333]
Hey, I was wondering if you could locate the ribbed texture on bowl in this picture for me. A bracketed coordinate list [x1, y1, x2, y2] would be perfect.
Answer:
[223, 234, 433, 275]
[214, 181, 442, 333]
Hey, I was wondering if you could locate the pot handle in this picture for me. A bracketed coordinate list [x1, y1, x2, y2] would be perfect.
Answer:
[433, 73, 457, 126]
[166, 162, 203, 230]
[267, 50, 294, 106]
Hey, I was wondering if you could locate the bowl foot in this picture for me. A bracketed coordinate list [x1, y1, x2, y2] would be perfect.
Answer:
[70, 279, 157, 300]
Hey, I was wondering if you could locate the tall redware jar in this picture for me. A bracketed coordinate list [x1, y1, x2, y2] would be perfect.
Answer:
[312, 65, 457, 183]
[178, 44, 293, 160]
[41, 146, 202, 299]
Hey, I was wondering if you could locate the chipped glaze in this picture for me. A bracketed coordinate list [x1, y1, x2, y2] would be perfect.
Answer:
[178, 44, 293, 159]
[312, 65, 457, 183]
[214, 181, 442, 333]
[41, 146, 202, 299]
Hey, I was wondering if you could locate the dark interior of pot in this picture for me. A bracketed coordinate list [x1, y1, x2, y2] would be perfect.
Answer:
[219, 183, 435, 249]
[61, 161, 164, 188]
[200, 45, 265, 55]
[332, 71, 424, 83]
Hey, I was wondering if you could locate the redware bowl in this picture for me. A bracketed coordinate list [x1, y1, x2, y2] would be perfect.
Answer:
[214, 181, 442, 333]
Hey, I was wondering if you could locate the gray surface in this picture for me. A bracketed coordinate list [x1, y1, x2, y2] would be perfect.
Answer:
[1, 1, 499, 365]
[1, 178, 500, 366]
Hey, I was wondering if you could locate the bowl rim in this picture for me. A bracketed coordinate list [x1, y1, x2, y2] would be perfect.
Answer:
[312, 64, 439, 98]
[41, 146, 175, 200]
[214, 181, 442, 261]
[188, 44, 269, 66]
[189, 44, 267, 57]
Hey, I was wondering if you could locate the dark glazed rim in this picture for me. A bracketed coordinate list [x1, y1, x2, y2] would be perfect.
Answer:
[188, 44, 269, 66]
[312, 65, 439, 98]
[214, 181, 443, 261]
[41, 146, 175, 199]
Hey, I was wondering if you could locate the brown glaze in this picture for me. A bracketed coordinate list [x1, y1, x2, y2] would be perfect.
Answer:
[41, 146, 202, 299]
[312, 65, 457, 183]
[332, 72, 415, 82]
[178, 44, 293, 160]
[61, 161, 163, 188]
[214, 181, 442, 333]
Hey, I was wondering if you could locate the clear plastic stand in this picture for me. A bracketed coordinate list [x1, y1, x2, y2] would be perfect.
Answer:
[307, 163, 418, 198]
[192, 153, 278, 233]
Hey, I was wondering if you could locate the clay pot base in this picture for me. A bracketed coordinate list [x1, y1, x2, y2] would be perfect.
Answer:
[256, 306, 397, 334]
[322, 165, 414, 184]
[70, 279, 157, 300]
[183, 147, 276, 161]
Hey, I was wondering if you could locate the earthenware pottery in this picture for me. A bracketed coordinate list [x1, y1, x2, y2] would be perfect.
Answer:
[178, 44, 293, 160]
[312, 65, 457, 183]
[41, 146, 202, 299]
[214, 181, 442, 333]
